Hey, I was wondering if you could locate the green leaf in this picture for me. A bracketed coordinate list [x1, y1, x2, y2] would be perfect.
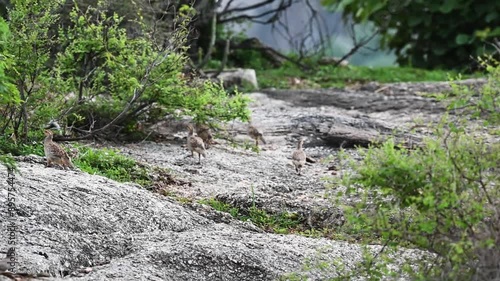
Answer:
[455, 34, 471, 45]
[407, 16, 423, 27]
[439, 0, 458, 13]
[485, 11, 498, 22]
[488, 27, 500, 37]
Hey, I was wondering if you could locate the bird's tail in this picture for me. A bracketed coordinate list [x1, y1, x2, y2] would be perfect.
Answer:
[259, 136, 267, 144]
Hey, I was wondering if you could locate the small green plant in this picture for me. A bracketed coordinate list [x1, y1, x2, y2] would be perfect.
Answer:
[226, 138, 261, 153]
[198, 198, 240, 217]
[74, 147, 151, 186]
[0, 154, 17, 171]
[198, 198, 303, 234]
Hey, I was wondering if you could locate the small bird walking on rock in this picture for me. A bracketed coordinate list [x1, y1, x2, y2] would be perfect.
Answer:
[292, 138, 306, 175]
[187, 124, 207, 164]
[43, 129, 74, 170]
[248, 124, 266, 147]
[195, 123, 214, 149]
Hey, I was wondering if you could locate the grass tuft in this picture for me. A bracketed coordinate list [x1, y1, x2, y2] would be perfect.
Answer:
[74, 147, 152, 186]
[257, 64, 482, 89]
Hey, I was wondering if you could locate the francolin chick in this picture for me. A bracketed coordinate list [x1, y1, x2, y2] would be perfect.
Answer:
[187, 124, 207, 164]
[248, 124, 266, 147]
[195, 123, 214, 149]
[43, 129, 74, 170]
[292, 138, 306, 175]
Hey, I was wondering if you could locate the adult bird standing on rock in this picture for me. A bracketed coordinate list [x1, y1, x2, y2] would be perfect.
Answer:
[43, 129, 74, 170]
[248, 123, 266, 147]
[187, 124, 207, 164]
[292, 138, 306, 175]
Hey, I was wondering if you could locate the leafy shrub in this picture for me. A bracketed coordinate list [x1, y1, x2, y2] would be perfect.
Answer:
[322, 0, 500, 70]
[0, 134, 44, 157]
[444, 57, 500, 125]
[335, 59, 500, 280]
[2, 0, 62, 141]
[0, 0, 250, 147]
[0, 17, 20, 169]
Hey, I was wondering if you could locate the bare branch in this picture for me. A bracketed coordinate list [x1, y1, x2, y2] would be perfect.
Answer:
[221, 0, 236, 14]
[219, 0, 296, 24]
[218, 0, 275, 17]
[332, 22, 379, 67]
[270, 0, 333, 61]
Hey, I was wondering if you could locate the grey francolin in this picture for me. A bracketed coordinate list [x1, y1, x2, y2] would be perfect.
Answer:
[43, 129, 74, 170]
[187, 124, 207, 164]
[292, 138, 306, 175]
[195, 123, 214, 149]
[248, 124, 266, 147]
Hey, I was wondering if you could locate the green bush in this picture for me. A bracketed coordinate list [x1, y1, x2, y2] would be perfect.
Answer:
[2, 0, 62, 141]
[0, 0, 250, 148]
[444, 57, 500, 125]
[322, 0, 500, 70]
[0, 17, 20, 169]
[335, 60, 500, 280]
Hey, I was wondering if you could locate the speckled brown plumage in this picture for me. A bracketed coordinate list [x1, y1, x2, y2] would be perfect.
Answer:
[292, 138, 306, 175]
[248, 124, 266, 146]
[195, 123, 213, 149]
[43, 130, 74, 170]
[187, 124, 207, 164]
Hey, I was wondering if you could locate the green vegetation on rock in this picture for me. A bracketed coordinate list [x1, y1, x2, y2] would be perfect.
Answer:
[257, 63, 477, 89]
[331, 58, 500, 280]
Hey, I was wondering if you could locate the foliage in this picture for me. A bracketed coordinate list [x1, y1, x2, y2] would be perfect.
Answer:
[257, 63, 478, 89]
[53, 1, 249, 133]
[74, 147, 151, 186]
[198, 198, 302, 234]
[0, 0, 250, 149]
[443, 57, 500, 126]
[231, 49, 274, 70]
[2, 0, 63, 141]
[0, 154, 17, 172]
[0, 18, 18, 105]
[198, 198, 240, 217]
[335, 59, 500, 280]
[0, 134, 45, 157]
[0, 18, 20, 169]
[322, 0, 500, 70]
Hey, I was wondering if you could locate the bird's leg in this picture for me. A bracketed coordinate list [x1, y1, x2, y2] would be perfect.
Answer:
[198, 153, 201, 164]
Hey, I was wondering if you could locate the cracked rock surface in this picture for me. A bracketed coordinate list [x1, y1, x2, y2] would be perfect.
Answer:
[2, 79, 485, 280]
[0, 161, 423, 281]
